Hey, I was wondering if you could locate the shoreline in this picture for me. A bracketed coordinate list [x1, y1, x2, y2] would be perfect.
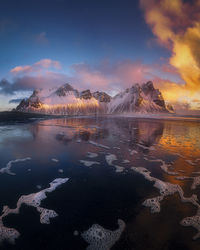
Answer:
[1, 111, 200, 124]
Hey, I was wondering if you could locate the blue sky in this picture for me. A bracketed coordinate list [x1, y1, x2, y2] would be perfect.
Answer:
[0, 0, 171, 75]
[0, 0, 199, 112]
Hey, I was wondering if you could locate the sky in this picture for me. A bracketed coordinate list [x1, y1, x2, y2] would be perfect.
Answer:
[0, 0, 200, 113]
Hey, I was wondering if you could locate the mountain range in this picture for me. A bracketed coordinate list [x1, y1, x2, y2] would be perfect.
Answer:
[16, 81, 174, 115]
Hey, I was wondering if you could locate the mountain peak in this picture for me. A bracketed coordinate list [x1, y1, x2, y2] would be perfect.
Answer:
[141, 81, 155, 95]
[80, 89, 92, 100]
[92, 91, 111, 103]
[55, 83, 78, 97]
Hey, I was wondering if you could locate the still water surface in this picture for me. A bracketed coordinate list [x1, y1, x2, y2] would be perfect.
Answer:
[0, 116, 200, 250]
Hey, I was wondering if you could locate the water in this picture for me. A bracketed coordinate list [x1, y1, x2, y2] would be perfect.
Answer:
[0, 116, 200, 250]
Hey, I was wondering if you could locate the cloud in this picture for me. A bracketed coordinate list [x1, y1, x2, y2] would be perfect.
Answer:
[0, 18, 16, 34]
[35, 32, 49, 45]
[0, 74, 68, 96]
[0, 79, 16, 95]
[9, 98, 23, 104]
[10, 59, 61, 75]
[1, 60, 154, 96]
[160, 64, 179, 75]
[140, 0, 200, 109]
[69, 60, 152, 93]
[1, 57, 184, 96]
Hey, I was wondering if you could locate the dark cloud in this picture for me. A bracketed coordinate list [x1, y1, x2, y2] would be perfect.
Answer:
[0, 74, 69, 95]
[0, 78, 33, 95]
[0, 79, 16, 95]
[9, 98, 23, 104]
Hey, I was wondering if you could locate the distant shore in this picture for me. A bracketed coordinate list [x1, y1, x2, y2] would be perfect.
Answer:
[0, 111, 57, 124]
[111, 113, 200, 122]
[1, 111, 200, 124]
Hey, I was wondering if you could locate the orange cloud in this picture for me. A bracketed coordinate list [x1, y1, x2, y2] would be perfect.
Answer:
[11, 59, 61, 74]
[140, 0, 200, 110]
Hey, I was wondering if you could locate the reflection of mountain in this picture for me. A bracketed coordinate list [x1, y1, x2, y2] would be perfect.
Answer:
[29, 117, 164, 151]
[53, 119, 110, 143]
[16, 82, 174, 115]
[106, 118, 164, 151]
[55, 133, 73, 144]
[136, 121, 164, 146]
[9, 117, 200, 180]
[29, 118, 110, 145]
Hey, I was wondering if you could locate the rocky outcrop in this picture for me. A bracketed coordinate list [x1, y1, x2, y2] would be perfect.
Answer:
[142, 81, 165, 108]
[166, 104, 174, 113]
[80, 90, 92, 100]
[92, 91, 111, 103]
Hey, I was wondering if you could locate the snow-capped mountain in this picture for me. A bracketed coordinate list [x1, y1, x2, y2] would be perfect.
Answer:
[16, 81, 174, 115]
[16, 83, 107, 115]
[108, 81, 170, 113]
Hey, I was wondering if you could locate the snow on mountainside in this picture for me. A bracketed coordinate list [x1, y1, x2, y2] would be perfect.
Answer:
[108, 81, 170, 113]
[16, 83, 107, 115]
[16, 81, 174, 115]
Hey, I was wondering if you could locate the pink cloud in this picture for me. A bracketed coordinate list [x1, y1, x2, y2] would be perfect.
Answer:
[35, 59, 61, 69]
[10, 59, 61, 75]
[6, 60, 154, 96]
[160, 64, 178, 75]
[7, 59, 186, 98]
[68, 60, 152, 93]
[111, 60, 151, 86]
[68, 59, 183, 95]
[69, 63, 116, 91]
[11, 65, 32, 74]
